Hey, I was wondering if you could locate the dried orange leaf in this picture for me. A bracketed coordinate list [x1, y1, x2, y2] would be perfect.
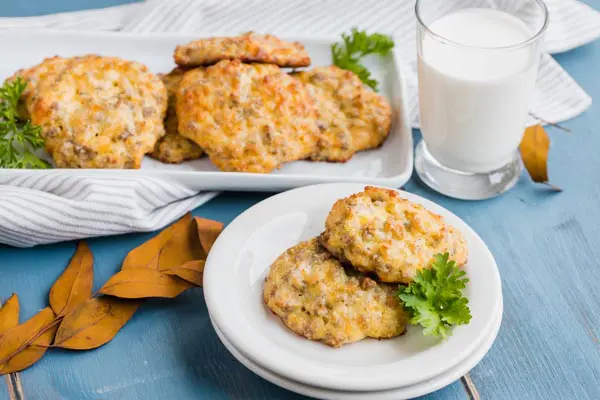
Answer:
[157, 216, 205, 271]
[54, 297, 140, 350]
[49, 241, 94, 316]
[0, 307, 55, 361]
[0, 294, 19, 334]
[0, 307, 56, 374]
[519, 124, 561, 191]
[122, 213, 193, 270]
[195, 217, 224, 255]
[162, 260, 205, 286]
[99, 269, 194, 299]
[114, 214, 220, 297]
[0, 321, 58, 375]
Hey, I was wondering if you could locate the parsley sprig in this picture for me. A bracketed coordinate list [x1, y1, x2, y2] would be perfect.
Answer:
[0, 77, 49, 169]
[397, 253, 472, 339]
[331, 28, 394, 91]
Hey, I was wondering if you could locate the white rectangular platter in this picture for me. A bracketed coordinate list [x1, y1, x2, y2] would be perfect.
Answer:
[0, 29, 413, 192]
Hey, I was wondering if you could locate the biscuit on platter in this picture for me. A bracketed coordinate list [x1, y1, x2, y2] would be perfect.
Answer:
[176, 60, 319, 173]
[29, 56, 167, 169]
[292, 66, 392, 162]
[174, 32, 311, 68]
[150, 67, 204, 164]
[8, 56, 74, 119]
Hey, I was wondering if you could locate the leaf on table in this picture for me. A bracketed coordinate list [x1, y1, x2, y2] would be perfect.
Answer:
[194, 217, 224, 256]
[519, 124, 562, 191]
[0, 294, 20, 334]
[49, 241, 94, 316]
[0, 307, 55, 361]
[53, 297, 140, 350]
[121, 213, 193, 270]
[118, 213, 222, 292]
[0, 307, 57, 375]
[0, 215, 223, 374]
[155, 216, 222, 283]
[162, 260, 205, 286]
[98, 268, 194, 299]
[156, 214, 206, 271]
[0, 321, 58, 375]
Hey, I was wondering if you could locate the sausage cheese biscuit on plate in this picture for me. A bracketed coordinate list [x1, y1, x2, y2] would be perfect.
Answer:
[320, 186, 468, 283]
[177, 59, 320, 173]
[174, 32, 311, 68]
[293, 66, 392, 162]
[30, 56, 168, 169]
[150, 67, 204, 164]
[7, 56, 74, 119]
[264, 238, 408, 348]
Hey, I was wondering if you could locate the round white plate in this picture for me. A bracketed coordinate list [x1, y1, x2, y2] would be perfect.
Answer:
[211, 299, 503, 400]
[204, 183, 503, 392]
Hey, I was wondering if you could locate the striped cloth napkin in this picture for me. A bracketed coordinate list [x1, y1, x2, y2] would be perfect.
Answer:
[0, 0, 598, 248]
[0, 2, 141, 31]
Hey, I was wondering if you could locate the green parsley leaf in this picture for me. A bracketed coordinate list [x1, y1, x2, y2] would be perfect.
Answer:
[331, 28, 394, 91]
[0, 77, 50, 169]
[397, 253, 472, 339]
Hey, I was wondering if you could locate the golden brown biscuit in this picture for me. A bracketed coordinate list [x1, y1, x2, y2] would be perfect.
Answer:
[150, 68, 204, 164]
[177, 60, 320, 173]
[293, 66, 392, 162]
[7, 56, 73, 119]
[264, 238, 408, 348]
[320, 186, 468, 283]
[30, 56, 168, 169]
[174, 32, 311, 68]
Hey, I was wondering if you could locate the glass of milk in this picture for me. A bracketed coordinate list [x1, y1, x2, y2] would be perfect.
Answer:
[414, 0, 549, 200]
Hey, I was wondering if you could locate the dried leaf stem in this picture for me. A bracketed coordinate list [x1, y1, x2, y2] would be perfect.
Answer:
[529, 112, 571, 133]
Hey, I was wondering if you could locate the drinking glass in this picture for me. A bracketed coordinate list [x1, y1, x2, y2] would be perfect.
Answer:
[414, 0, 549, 200]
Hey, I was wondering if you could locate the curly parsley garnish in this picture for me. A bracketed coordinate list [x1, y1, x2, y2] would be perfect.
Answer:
[397, 253, 472, 339]
[331, 28, 394, 91]
[0, 77, 49, 169]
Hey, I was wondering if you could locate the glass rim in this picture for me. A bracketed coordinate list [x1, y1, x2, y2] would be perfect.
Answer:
[415, 0, 549, 50]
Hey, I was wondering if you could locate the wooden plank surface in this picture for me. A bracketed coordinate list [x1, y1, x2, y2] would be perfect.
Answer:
[1, 1, 600, 399]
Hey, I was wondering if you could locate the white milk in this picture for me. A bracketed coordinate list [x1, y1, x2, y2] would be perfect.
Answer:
[418, 8, 539, 173]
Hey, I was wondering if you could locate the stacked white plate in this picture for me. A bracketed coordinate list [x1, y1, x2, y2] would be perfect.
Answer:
[204, 183, 503, 399]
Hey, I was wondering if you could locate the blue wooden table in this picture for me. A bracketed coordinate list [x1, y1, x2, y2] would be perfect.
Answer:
[1, 1, 600, 399]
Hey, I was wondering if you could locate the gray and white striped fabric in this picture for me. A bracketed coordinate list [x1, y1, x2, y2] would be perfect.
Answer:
[0, 174, 218, 247]
[0, 2, 142, 31]
[0, 0, 598, 248]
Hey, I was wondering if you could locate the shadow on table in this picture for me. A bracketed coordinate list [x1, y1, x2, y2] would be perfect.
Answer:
[167, 289, 310, 400]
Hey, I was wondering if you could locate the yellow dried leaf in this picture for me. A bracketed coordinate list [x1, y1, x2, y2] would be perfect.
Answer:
[0, 307, 55, 361]
[49, 241, 94, 316]
[117, 214, 222, 294]
[122, 213, 193, 270]
[157, 216, 205, 271]
[195, 217, 224, 255]
[0, 214, 224, 374]
[519, 124, 561, 191]
[0, 307, 57, 375]
[0, 322, 58, 375]
[162, 260, 205, 286]
[0, 294, 19, 334]
[99, 268, 194, 299]
[54, 297, 140, 350]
